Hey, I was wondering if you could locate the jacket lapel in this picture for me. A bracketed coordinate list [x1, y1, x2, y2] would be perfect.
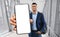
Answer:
[36, 12, 39, 22]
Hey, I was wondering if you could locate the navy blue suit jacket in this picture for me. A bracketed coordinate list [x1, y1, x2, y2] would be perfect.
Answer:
[30, 12, 47, 34]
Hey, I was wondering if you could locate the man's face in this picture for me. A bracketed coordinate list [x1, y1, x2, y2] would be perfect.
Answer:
[32, 4, 37, 12]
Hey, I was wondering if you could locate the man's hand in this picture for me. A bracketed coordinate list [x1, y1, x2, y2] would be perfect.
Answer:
[30, 19, 33, 24]
[10, 14, 16, 31]
[36, 31, 41, 35]
[10, 15, 16, 26]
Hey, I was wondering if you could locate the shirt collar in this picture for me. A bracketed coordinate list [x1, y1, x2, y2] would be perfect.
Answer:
[32, 11, 38, 15]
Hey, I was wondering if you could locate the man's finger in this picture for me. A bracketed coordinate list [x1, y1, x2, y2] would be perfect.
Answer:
[13, 28, 16, 31]
[10, 21, 16, 26]
[10, 18, 16, 23]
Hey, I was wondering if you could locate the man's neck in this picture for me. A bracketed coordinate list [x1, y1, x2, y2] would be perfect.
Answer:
[32, 11, 37, 14]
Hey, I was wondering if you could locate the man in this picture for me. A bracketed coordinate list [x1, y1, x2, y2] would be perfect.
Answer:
[29, 3, 47, 37]
[10, 3, 47, 37]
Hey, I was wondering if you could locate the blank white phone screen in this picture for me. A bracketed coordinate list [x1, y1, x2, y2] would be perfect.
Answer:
[15, 4, 31, 34]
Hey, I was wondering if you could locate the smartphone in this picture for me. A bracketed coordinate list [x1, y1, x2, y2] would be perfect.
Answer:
[15, 4, 31, 35]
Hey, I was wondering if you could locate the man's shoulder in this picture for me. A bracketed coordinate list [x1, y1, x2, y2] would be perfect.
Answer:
[29, 12, 32, 15]
[38, 12, 43, 15]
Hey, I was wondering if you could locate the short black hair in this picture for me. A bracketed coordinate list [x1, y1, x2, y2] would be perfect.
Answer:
[32, 3, 37, 5]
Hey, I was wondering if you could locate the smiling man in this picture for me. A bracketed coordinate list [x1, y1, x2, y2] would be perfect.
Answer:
[29, 3, 47, 37]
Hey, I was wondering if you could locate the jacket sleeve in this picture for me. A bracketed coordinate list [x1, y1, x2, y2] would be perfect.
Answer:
[40, 13, 47, 34]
